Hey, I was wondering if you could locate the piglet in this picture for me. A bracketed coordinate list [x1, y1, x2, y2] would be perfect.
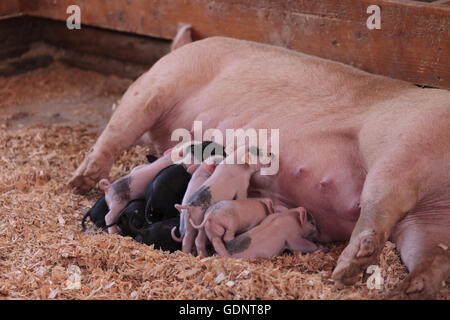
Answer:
[99, 151, 175, 233]
[178, 146, 274, 256]
[99, 140, 224, 234]
[81, 153, 157, 231]
[110, 199, 147, 237]
[144, 164, 191, 223]
[81, 196, 109, 231]
[174, 156, 223, 254]
[223, 207, 321, 258]
[133, 217, 181, 252]
[190, 198, 274, 256]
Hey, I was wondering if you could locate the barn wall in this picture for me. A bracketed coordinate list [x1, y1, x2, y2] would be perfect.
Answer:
[0, 0, 24, 18]
[5, 0, 450, 88]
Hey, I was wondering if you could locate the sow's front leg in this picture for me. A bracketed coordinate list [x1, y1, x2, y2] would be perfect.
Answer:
[68, 26, 200, 194]
[390, 210, 450, 299]
[332, 154, 420, 286]
[68, 72, 172, 193]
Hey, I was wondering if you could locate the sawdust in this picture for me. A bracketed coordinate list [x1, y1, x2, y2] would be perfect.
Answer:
[0, 59, 448, 300]
[0, 124, 449, 300]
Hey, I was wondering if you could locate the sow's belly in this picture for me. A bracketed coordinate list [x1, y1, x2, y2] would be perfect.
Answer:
[251, 133, 367, 243]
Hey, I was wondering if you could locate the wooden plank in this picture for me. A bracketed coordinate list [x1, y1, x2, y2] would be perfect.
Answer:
[18, 0, 450, 88]
[0, 16, 170, 78]
[38, 18, 170, 67]
[0, 0, 23, 18]
[0, 16, 42, 59]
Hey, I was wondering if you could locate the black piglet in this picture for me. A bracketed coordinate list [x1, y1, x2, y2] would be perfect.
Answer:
[144, 164, 191, 223]
[133, 217, 181, 252]
[81, 196, 108, 231]
[114, 199, 147, 237]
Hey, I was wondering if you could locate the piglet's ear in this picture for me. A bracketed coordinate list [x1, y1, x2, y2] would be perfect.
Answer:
[175, 204, 191, 213]
[296, 207, 308, 226]
[174, 204, 183, 213]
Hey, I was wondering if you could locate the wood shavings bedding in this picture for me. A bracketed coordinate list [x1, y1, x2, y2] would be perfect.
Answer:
[0, 59, 447, 300]
[1, 124, 448, 300]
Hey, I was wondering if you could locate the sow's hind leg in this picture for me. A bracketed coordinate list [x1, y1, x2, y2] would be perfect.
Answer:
[332, 152, 421, 286]
[390, 209, 450, 299]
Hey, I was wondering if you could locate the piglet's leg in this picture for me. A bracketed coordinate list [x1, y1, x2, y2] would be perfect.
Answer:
[223, 230, 236, 243]
[195, 229, 209, 257]
[206, 223, 231, 257]
[104, 207, 126, 234]
[390, 212, 450, 299]
[211, 237, 231, 257]
[182, 229, 197, 254]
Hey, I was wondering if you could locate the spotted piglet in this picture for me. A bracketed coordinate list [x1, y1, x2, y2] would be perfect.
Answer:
[98, 140, 210, 234]
[190, 198, 274, 257]
[224, 207, 322, 258]
[98, 152, 174, 234]
[174, 156, 223, 254]
[177, 146, 276, 256]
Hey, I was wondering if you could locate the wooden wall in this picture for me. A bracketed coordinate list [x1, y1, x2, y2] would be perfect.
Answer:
[0, 0, 24, 18]
[2, 0, 449, 88]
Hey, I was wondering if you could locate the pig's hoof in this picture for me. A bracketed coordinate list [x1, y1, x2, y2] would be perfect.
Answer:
[390, 275, 434, 300]
[390, 252, 450, 300]
[332, 230, 380, 285]
[391, 257, 449, 300]
[318, 244, 330, 253]
[108, 225, 119, 234]
[405, 276, 425, 295]
[68, 153, 110, 194]
[68, 175, 97, 194]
